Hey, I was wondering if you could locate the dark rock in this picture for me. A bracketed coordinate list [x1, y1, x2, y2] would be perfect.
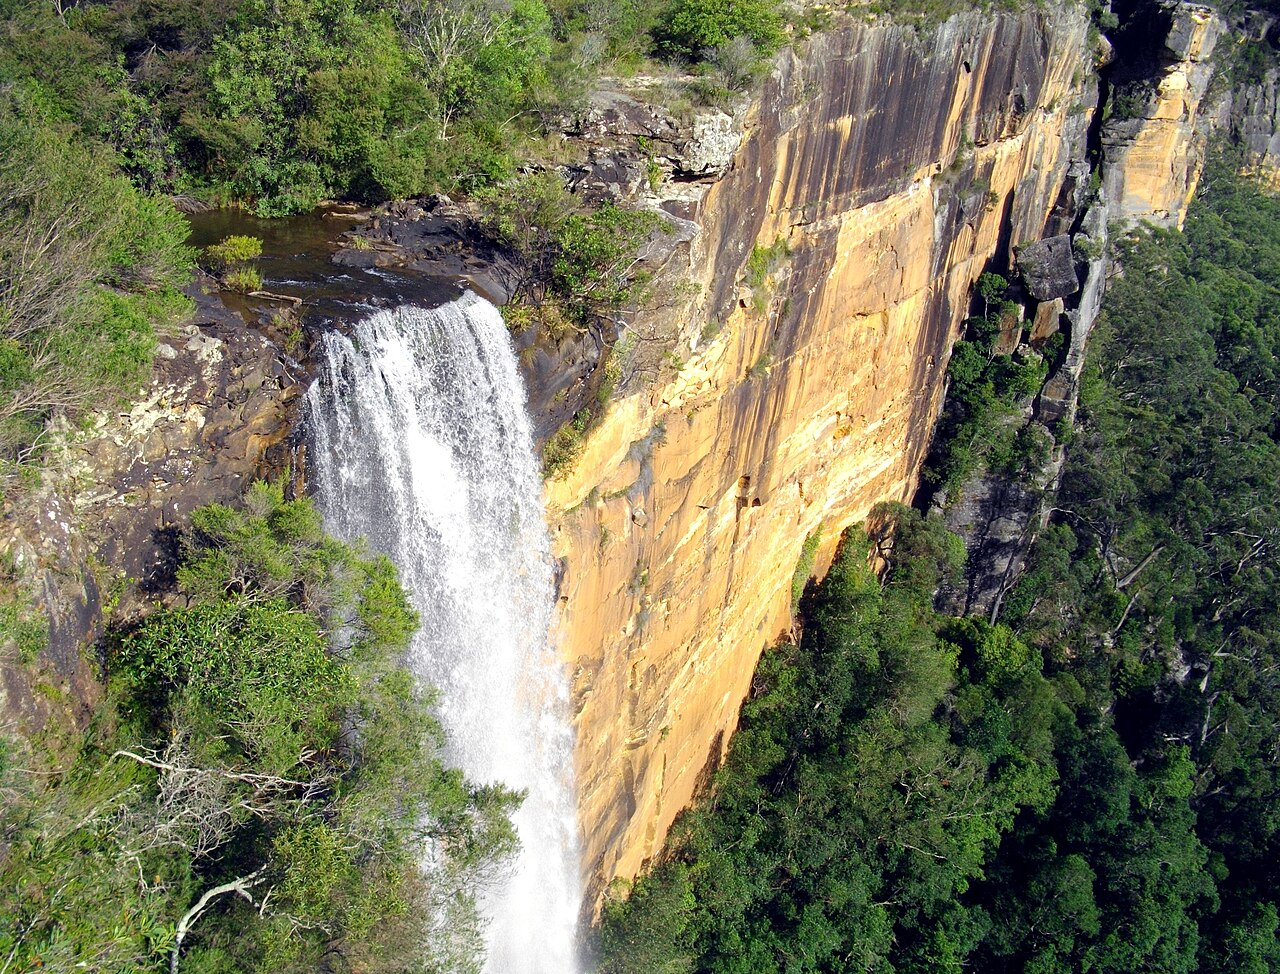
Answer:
[1016, 235, 1079, 301]
[0, 305, 301, 737]
[332, 248, 384, 269]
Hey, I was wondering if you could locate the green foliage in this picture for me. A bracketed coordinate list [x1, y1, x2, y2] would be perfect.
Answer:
[544, 407, 593, 478]
[745, 235, 789, 288]
[0, 89, 193, 471]
[203, 234, 263, 269]
[0, 0, 698, 212]
[551, 202, 666, 307]
[927, 274, 1048, 492]
[0, 483, 516, 974]
[653, 0, 784, 61]
[790, 528, 821, 612]
[221, 266, 262, 292]
[600, 869, 697, 974]
[0, 555, 46, 664]
[478, 172, 666, 322]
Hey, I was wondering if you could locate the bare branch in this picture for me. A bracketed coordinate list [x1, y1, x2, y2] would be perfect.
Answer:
[171, 868, 267, 974]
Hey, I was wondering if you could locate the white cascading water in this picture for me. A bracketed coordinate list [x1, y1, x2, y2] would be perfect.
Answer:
[305, 291, 581, 973]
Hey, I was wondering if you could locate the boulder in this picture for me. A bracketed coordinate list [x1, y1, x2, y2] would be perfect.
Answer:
[1030, 297, 1064, 342]
[1016, 235, 1079, 301]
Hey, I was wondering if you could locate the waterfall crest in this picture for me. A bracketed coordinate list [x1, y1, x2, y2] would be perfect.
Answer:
[306, 292, 580, 973]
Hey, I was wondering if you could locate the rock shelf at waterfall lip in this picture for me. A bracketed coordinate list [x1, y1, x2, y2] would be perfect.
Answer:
[184, 207, 470, 330]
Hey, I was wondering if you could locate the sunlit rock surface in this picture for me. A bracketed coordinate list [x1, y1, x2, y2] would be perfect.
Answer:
[545, 5, 1104, 904]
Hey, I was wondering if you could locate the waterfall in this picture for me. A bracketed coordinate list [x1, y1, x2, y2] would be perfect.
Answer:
[305, 292, 581, 974]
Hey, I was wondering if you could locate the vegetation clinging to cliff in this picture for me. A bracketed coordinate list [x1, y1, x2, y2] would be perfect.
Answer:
[0, 483, 519, 973]
[0, 90, 193, 478]
[926, 272, 1051, 494]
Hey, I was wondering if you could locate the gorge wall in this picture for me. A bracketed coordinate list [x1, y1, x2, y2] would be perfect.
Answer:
[546, 5, 1106, 903]
[942, 1, 1227, 620]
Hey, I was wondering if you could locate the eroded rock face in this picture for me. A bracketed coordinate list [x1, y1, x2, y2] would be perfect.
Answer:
[1233, 69, 1280, 179]
[0, 314, 299, 738]
[545, 6, 1099, 902]
[1102, 2, 1224, 228]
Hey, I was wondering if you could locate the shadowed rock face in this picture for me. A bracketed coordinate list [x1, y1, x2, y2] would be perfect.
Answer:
[0, 309, 299, 740]
[544, 6, 1098, 904]
[1017, 235, 1080, 301]
[940, 2, 1233, 624]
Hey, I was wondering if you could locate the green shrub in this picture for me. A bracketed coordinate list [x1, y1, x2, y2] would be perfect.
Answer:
[0, 555, 46, 664]
[746, 236, 790, 288]
[204, 234, 263, 269]
[791, 528, 821, 612]
[222, 266, 263, 293]
[477, 173, 666, 322]
[654, 0, 785, 60]
[544, 408, 593, 478]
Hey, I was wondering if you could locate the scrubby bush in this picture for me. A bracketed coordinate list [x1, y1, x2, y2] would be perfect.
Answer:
[0, 483, 519, 973]
[476, 172, 667, 319]
[222, 266, 263, 293]
[653, 0, 784, 60]
[926, 274, 1048, 492]
[0, 90, 192, 473]
[203, 234, 263, 269]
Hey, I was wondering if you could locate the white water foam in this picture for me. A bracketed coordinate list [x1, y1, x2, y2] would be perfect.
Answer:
[306, 292, 581, 973]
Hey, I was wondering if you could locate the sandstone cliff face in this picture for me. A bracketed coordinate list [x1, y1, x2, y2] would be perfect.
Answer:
[1101, 3, 1224, 228]
[545, 7, 1099, 900]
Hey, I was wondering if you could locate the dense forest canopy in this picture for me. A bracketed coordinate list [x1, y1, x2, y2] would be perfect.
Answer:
[0, 0, 789, 215]
[599, 160, 1280, 973]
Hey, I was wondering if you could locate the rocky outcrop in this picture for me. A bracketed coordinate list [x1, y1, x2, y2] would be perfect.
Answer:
[1017, 235, 1080, 301]
[1227, 10, 1280, 185]
[546, 5, 1101, 902]
[1101, 3, 1224, 228]
[0, 311, 299, 739]
[562, 87, 748, 197]
[938, 1, 1238, 621]
[1232, 67, 1280, 181]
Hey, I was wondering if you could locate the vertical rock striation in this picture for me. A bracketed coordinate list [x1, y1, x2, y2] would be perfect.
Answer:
[546, 6, 1102, 902]
[1101, 2, 1224, 228]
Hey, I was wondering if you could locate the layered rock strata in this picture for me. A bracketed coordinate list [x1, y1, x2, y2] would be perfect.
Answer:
[546, 6, 1100, 901]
